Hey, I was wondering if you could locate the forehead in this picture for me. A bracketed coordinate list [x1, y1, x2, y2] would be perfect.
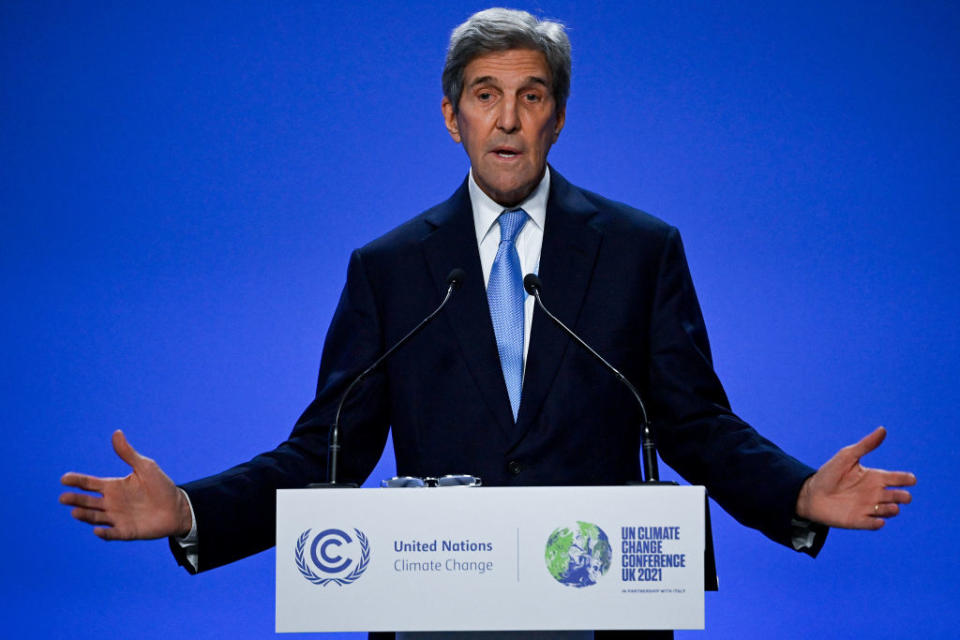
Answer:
[463, 48, 552, 86]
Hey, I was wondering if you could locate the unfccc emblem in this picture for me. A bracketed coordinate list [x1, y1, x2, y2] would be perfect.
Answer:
[295, 528, 370, 586]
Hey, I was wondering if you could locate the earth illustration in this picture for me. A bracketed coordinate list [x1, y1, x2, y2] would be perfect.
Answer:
[544, 521, 612, 587]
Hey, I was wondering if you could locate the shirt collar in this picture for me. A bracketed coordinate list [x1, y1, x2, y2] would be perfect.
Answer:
[470, 167, 550, 245]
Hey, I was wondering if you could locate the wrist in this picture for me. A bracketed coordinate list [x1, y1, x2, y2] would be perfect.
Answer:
[795, 476, 814, 520]
[175, 489, 194, 537]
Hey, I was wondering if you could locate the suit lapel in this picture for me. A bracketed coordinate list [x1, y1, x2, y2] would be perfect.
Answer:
[421, 179, 517, 436]
[513, 169, 603, 446]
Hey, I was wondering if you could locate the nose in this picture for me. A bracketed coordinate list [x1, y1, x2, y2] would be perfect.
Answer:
[496, 95, 520, 133]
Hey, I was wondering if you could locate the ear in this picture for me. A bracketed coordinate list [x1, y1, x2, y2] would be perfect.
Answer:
[552, 105, 566, 143]
[441, 96, 462, 143]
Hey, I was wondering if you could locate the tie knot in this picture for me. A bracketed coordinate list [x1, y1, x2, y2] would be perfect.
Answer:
[498, 209, 528, 245]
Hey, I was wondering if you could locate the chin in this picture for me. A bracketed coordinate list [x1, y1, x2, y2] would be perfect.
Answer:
[489, 189, 527, 207]
[486, 179, 537, 207]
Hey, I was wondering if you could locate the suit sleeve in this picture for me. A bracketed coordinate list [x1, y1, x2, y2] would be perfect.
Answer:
[170, 249, 391, 573]
[647, 227, 827, 554]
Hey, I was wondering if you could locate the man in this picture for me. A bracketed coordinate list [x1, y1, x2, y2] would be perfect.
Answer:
[60, 7, 915, 637]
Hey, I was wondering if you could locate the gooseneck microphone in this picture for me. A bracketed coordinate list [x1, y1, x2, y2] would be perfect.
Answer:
[323, 268, 466, 486]
[522, 274, 661, 483]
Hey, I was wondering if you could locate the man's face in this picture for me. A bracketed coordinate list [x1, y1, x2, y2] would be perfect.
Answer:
[442, 48, 565, 207]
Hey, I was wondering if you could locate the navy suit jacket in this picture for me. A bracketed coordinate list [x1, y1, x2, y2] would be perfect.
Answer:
[174, 168, 821, 573]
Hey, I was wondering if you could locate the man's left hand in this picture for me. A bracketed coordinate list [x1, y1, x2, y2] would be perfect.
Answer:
[795, 426, 916, 529]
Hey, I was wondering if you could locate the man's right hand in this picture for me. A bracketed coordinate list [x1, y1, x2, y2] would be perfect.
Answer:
[60, 430, 193, 540]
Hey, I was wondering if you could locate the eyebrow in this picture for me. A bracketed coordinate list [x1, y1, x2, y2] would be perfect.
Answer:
[468, 75, 550, 89]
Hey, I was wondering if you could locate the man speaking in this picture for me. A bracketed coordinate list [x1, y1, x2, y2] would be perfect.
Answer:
[60, 8, 916, 637]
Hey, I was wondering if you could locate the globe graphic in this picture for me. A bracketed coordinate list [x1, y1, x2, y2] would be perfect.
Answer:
[544, 521, 612, 587]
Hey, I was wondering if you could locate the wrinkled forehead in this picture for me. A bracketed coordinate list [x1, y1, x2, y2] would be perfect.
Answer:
[461, 48, 552, 87]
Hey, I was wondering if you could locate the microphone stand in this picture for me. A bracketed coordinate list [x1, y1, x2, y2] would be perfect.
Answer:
[309, 269, 465, 488]
[523, 274, 665, 484]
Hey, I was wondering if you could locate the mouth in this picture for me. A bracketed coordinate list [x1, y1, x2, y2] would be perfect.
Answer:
[491, 146, 522, 159]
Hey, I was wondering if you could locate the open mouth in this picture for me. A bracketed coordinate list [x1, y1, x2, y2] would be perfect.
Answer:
[492, 147, 521, 158]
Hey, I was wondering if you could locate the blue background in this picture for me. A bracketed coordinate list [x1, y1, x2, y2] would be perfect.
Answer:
[3, 1, 958, 638]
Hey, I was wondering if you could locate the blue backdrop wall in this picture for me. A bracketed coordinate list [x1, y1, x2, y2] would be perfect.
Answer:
[3, 1, 958, 638]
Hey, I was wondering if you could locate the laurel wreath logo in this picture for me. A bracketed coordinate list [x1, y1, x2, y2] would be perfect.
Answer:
[295, 528, 370, 586]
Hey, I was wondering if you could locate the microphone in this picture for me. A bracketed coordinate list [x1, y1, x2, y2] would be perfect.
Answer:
[322, 268, 466, 486]
[523, 274, 662, 483]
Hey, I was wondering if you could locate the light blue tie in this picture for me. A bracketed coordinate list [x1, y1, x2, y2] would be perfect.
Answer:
[488, 209, 528, 421]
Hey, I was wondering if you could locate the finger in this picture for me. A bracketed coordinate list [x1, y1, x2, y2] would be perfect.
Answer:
[882, 489, 912, 505]
[882, 471, 917, 488]
[862, 467, 916, 489]
[60, 472, 104, 493]
[864, 518, 885, 530]
[59, 492, 105, 510]
[111, 429, 145, 471]
[71, 507, 114, 526]
[94, 526, 122, 541]
[847, 512, 887, 530]
[871, 502, 900, 518]
[848, 426, 887, 458]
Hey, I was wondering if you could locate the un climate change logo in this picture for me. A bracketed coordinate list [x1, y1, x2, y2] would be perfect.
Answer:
[295, 528, 370, 586]
[545, 521, 612, 588]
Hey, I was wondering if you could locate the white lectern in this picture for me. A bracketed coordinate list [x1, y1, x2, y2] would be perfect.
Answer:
[276, 485, 705, 633]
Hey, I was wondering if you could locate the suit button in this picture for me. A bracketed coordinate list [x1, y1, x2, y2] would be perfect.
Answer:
[507, 460, 523, 475]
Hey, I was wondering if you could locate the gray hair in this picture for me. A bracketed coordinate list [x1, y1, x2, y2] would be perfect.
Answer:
[442, 8, 571, 113]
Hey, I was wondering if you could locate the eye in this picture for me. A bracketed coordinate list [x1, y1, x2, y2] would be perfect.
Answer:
[477, 91, 493, 101]
[524, 92, 542, 102]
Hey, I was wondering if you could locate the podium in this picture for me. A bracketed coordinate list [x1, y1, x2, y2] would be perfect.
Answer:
[276, 485, 706, 633]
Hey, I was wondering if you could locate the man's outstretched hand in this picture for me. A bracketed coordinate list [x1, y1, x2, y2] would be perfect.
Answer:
[796, 426, 916, 529]
[60, 430, 193, 540]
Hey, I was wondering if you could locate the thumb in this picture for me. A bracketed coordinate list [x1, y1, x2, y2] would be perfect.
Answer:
[111, 429, 145, 471]
[848, 425, 887, 459]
